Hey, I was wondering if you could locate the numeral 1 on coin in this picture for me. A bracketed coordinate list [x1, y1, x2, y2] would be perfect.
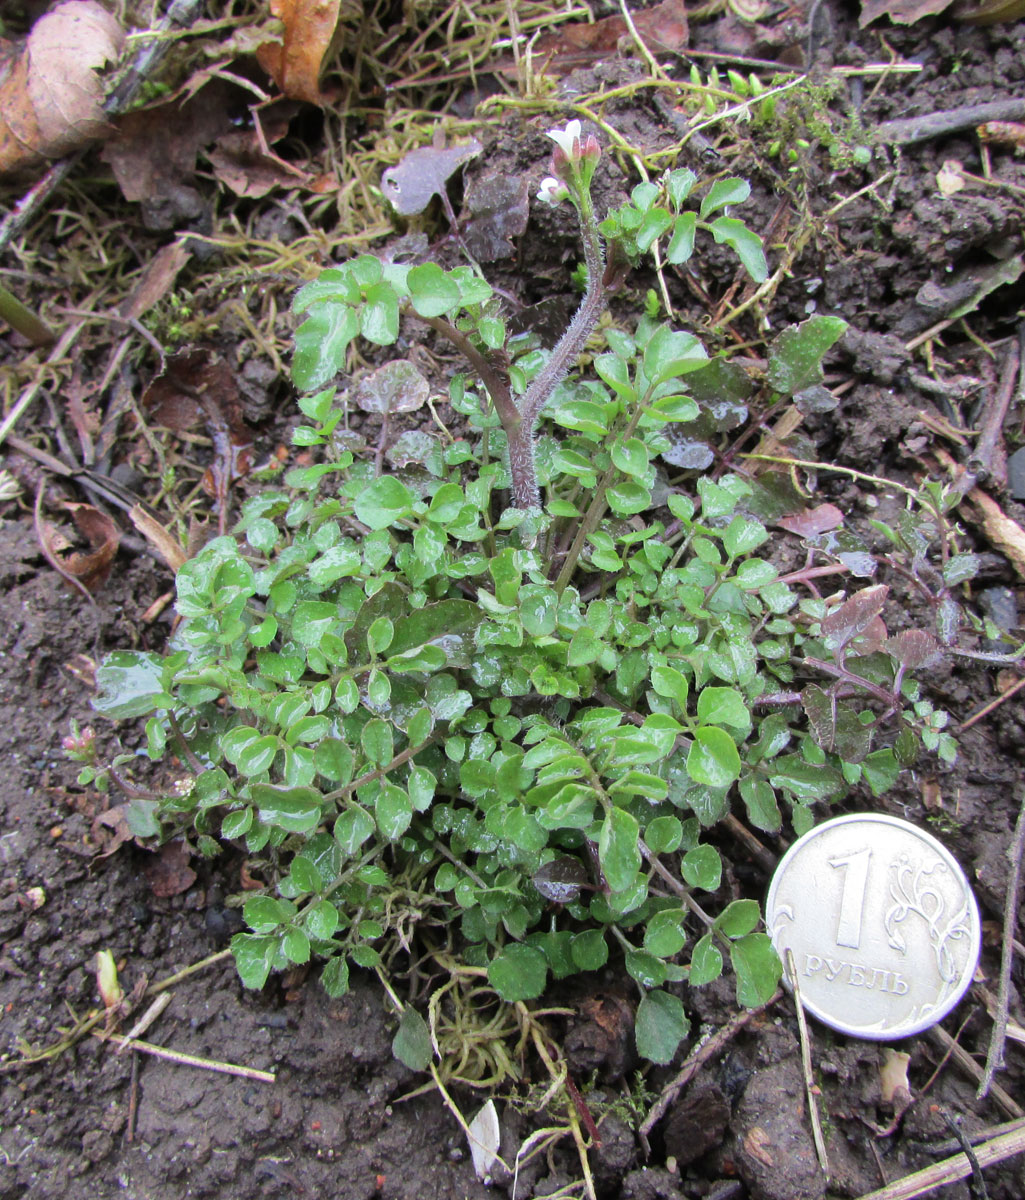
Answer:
[828, 847, 871, 949]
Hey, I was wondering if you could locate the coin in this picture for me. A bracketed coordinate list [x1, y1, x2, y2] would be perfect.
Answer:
[765, 813, 981, 1040]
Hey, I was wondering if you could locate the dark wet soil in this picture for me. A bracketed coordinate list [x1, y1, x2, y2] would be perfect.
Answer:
[2, 5, 1025, 1200]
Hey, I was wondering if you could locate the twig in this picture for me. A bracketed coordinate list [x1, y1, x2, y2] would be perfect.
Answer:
[852, 1121, 1025, 1200]
[785, 950, 829, 1178]
[126, 1051, 140, 1143]
[978, 787, 1025, 1100]
[927, 1026, 1023, 1120]
[96, 1032, 275, 1082]
[640, 994, 780, 1137]
[116, 991, 173, 1054]
[960, 674, 1025, 731]
[874, 100, 1025, 146]
[942, 1112, 989, 1200]
[969, 336, 1020, 486]
[146, 948, 233, 995]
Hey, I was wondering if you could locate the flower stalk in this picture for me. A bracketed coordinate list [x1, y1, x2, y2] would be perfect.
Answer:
[503, 121, 607, 511]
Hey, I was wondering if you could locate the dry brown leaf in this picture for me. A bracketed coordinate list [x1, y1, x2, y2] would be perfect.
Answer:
[120, 241, 192, 322]
[495, 0, 687, 78]
[129, 504, 188, 572]
[38, 501, 120, 593]
[209, 128, 309, 198]
[144, 840, 197, 898]
[256, 0, 342, 104]
[0, 0, 124, 178]
[102, 82, 236, 223]
[778, 503, 845, 537]
[860, 0, 954, 23]
[969, 488, 1025, 578]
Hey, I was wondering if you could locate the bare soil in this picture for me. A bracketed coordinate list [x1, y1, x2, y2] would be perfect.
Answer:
[2, 5, 1025, 1200]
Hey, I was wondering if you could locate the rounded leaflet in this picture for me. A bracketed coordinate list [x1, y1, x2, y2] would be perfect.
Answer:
[765, 813, 980, 1039]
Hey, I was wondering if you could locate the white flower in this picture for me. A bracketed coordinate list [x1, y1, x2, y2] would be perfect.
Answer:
[536, 176, 569, 206]
[546, 120, 582, 160]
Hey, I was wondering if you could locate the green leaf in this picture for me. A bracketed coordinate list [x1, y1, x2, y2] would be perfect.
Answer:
[689, 934, 723, 986]
[643, 908, 686, 957]
[321, 956, 350, 997]
[407, 263, 461, 317]
[315, 739, 354, 784]
[696, 687, 749, 730]
[708, 217, 767, 282]
[354, 476, 414, 529]
[699, 176, 750, 218]
[634, 990, 689, 1065]
[738, 776, 781, 832]
[644, 815, 683, 854]
[335, 805, 375, 855]
[375, 783, 413, 839]
[611, 437, 650, 478]
[643, 326, 708, 385]
[667, 168, 697, 206]
[293, 303, 359, 392]
[488, 944, 548, 1001]
[283, 927, 311, 964]
[392, 1006, 433, 1071]
[237, 735, 280, 777]
[651, 665, 689, 708]
[716, 898, 760, 938]
[666, 211, 696, 264]
[599, 806, 641, 892]
[360, 281, 400, 344]
[686, 727, 741, 788]
[636, 206, 674, 252]
[251, 783, 323, 833]
[93, 652, 172, 718]
[680, 844, 722, 891]
[306, 900, 339, 940]
[722, 514, 768, 558]
[362, 718, 394, 766]
[231, 932, 280, 990]
[570, 929, 609, 971]
[221, 807, 253, 839]
[766, 316, 847, 395]
[731, 933, 782, 1007]
[626, 949, 668, 988]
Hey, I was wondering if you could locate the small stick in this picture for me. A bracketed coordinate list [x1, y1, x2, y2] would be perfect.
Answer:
[978, 787, 1025, 1100]
[927, 1027, 1023, 1120]
[853, 1120, 1025, 1200]
[146, 947, 233, 995]
[959, 674, 1025, 732]
[96, 1033, 275, 1082]
[874, 99, 1025, 146]
[117, 991, 172, 1055]
[969, 337, 1020, 485]
[126, 1050, 140, 1143]
[786, 949, 830, 1178]
[723, 813, 779, 875]
[640, 994, 780, 1136]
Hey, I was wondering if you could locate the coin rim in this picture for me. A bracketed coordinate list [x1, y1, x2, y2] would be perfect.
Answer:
[765, 812, 981, 1040]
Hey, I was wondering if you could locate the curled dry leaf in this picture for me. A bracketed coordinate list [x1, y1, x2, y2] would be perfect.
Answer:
[355, 360, 430, 414]
[256, 0, 342, 105]
[0, 0, 125, 178]
[38, 501, 120, 593]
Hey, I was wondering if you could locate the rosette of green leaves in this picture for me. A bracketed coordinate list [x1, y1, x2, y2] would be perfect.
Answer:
[599, 170, 768, 283]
